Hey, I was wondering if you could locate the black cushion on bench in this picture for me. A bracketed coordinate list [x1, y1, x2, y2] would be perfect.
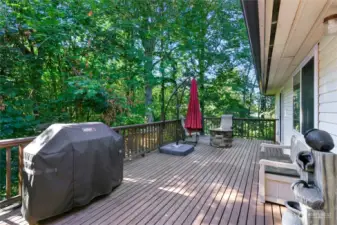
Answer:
[260, 147, 300, 178]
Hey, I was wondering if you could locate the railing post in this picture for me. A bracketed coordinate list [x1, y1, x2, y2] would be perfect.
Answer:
[241, 120, 243, 137]
[273, 120, 277, 142]
[19, 145, 24, 197]
[6, 147, 11, 199]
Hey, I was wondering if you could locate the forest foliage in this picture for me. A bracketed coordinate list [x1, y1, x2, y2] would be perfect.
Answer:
[0, 0, 274, 139]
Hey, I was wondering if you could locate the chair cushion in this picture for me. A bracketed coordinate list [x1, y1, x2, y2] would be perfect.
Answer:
[260, 148, 300, 178]
[265, 166, 299, 178]
[260, 147, 293, 162]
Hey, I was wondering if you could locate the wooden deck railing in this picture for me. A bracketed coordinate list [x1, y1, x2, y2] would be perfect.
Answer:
[204, 117, 277, 141]
[0, 117, 275, 206]
[114, 120, 183, 160]
[0, 120, 183, 207]
[0, 137, 35, 206]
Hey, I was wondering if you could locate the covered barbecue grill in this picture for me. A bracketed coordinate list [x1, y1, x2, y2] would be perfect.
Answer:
[21, 122, 124, 222]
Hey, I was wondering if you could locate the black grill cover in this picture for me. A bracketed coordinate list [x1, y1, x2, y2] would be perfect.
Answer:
[21, 122, 124, 222]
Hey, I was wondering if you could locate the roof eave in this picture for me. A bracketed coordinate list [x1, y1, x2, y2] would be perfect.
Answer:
[240, 0, 264, 94]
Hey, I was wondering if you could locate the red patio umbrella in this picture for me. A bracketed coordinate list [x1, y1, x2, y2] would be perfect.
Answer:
[185, 78, 202, 133]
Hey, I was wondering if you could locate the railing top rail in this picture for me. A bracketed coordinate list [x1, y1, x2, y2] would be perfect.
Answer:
[113, 119, 178, 130]
[204, 117, 277, 121]
[0, 119, 180, 148]
[0, 118, 277, 148]
[233, 118, 278, 121]
[0, 137, 36, 148]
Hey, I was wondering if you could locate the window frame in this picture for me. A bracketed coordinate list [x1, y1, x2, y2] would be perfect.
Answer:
[291, 44, 319, 134]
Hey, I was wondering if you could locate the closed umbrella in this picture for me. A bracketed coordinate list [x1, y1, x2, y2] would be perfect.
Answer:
[185, 78, 202, 133]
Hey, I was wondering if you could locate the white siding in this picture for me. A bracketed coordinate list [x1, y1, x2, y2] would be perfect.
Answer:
[275, 92, 281, 143]
[274, 39, 337, 152]
[319, 36, 337, 153]
[282, 78, 294, 146]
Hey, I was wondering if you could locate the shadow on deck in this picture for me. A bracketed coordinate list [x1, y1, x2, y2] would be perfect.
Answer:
[0, 137, 284, 225]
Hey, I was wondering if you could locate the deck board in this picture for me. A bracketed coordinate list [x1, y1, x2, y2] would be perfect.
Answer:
[229, 139, 259, 225]
[137, 144, 234, 225]
[219, 139, 256, 225]
[237, 139, 259, 225]
[131, 145, 228, 225]
[0, 138, 285, 225]
[199, 139, 252, 225]
[189, 141, 246, 225]
[178, 140, 248, 225]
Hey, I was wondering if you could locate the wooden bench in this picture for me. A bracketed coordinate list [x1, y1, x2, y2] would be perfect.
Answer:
[259, 136, 310, 205]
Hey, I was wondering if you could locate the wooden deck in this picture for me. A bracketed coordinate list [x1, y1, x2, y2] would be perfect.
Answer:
[0, 137, 285, 225]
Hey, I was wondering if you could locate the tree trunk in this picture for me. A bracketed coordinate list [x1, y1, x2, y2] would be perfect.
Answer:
[242, 62, 252, 106]
[141, 35, 156, 123]
[160, 77, 165, 121]
[248, 76, 258, 116]
[198, 44, 206, 134]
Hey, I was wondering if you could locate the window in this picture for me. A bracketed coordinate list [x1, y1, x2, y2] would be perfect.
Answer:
[293, 72, 300, 132]
[301, 58, 314, 134]
[293, 57, 315, 134]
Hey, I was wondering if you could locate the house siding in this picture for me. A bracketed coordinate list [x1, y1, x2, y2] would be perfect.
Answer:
[275, 39, 337, 153]
[281, 78, 294, 146]
[319, 36, 337, 153]
[275, 92, 281, 143]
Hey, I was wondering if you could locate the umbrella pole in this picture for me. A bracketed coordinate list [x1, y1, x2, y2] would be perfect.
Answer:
[162, 77, 190, 146]
[176, 81, 189, 145]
